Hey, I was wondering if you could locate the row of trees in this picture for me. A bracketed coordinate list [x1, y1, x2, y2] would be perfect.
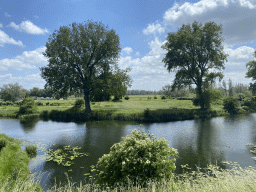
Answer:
[0, 84, 53, 102]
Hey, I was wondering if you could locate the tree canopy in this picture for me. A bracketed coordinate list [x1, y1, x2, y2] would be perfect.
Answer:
[40, 21, 129, 112]
[162, 21, 228, 109]
[246, 51, 256, 95]
[0, 83, 27, 102]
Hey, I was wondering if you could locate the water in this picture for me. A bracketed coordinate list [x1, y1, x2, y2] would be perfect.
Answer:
[1, 114, 256, 190]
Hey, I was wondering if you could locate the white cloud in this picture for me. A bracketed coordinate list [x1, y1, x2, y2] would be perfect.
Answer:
[4, 12, 11, 18]
[0, 73, 46, 90]
[143, 23, 165, 35]
[118, 38, 173, 90]
[135, 52, 140, 56]
[9, 20, 49, 35]
[0, 47, 47, 71]
[119, 37, 256, 90]
[122, 47, 133, 54]
[0, 30, 23, 47]
[163, 0, 256, 45]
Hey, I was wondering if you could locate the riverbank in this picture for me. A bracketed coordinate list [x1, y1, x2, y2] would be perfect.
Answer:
[2, 163, 256, 191]
[0, 95, 254, 123]
[0, 134, 43, 191]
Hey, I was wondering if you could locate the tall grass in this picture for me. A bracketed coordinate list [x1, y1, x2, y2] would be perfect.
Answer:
[2, 163, 256, 191]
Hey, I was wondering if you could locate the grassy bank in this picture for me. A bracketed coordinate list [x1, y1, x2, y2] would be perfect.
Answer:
[0, 134, 43, 191]
[0, 95, 253, 123]
[2, 163, 256, 191]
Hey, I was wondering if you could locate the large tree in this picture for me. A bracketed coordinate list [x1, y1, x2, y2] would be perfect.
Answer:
[246, 51, 256, 96]
[0, 83, 26, 102]
[162, 21, 228, 109]
[40, 21, 122, 113]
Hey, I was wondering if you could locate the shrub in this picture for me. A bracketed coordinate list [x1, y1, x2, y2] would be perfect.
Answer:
[25, 145, 37, 158]
[36, 102, 43, 106]
[147, 96, 151, 100]
[124, 96, 129, 100]
[0, 101, 3, 106]
[237, 93, 245, 101]
[6, 101, 13, 106]
[154, 95, 157, 99]
[223, 96, 239, 115]
[74, 98, 85, 108]
[46, 102, 49, 106]
[161, 95, 166, 99]
[14, 101, 22, 106]
[18, 98, 37, 115]
[96, 128, 178, 187]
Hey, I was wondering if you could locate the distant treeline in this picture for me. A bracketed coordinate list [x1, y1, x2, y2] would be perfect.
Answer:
[125, 90, 162, 95]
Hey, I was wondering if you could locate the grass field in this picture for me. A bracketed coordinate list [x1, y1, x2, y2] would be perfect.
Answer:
[0, 95, 231, 122]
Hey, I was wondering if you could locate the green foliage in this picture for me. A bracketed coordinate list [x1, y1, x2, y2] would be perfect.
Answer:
[124, 96, 129, 100]
[96, 128, 178, 187]
[36, 101, 43, 106]
[74, 98, 85, 108]
[0, 83, 26, 102]
[154, 95, 157, 99]
[0, 134, 30, 186]
[25, 145, 37, 158]
[193, 89, 222, 109]
[162, 21, 228, 110]
[161, 84, 172, 98]
[246, 52, 256, 95]
[236, 93, 245, 101]
[223, 97, 239, 115]
[40, 20, 122, 113]
[161, 95, 166, 99]
[18, 98, 38, 115]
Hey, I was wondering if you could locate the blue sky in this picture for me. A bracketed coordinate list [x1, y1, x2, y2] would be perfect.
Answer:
[1, 0, 256, 91]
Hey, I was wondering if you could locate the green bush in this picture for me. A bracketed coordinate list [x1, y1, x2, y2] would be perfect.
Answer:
[18, 98, 37, 115]
[161, 95, 166, 99]
[154, 95, 157, 99]
[96, 129, 178, 187]
[124, 96, 129, 100]
[6, 101, 13, 106]
[25, 145, 37, 158]
[36, 102, 43, 106]
[223, 96, 239, 115]
[74, 98, 85, 108]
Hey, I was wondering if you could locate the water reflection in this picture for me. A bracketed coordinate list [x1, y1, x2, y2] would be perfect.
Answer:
[174, 119, 225, 174]
[20, 117, 39, 133]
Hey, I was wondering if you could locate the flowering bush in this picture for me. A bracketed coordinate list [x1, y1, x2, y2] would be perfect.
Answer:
[96, 128, 178, 187]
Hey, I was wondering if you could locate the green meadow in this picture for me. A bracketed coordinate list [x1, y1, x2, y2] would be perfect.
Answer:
[0, 95, 228, 122]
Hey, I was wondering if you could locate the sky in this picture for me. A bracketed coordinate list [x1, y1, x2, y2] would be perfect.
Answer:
[0, 0, 256, 91]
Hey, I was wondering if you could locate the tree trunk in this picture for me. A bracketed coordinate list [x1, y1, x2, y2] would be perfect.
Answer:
[83, 92, 91, 113]
[197, 85, 205, 110]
